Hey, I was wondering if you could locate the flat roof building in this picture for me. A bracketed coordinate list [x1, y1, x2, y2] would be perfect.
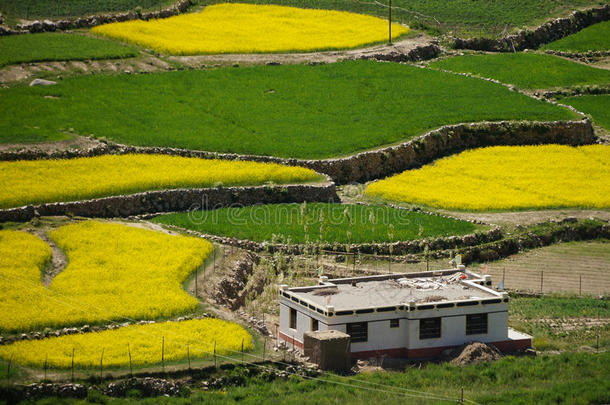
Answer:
[278, 267, 531, 359]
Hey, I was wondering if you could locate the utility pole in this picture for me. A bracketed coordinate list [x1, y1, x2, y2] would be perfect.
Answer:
[388, 0, 392, 44]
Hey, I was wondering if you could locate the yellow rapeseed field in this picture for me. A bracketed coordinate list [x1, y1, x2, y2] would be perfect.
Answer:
[0, 319, 253, 368]
[0, 154, 321, 209]
[365, 145, 610, 211]
[0, 221, 212, 332]
[91, 3, 409, 54]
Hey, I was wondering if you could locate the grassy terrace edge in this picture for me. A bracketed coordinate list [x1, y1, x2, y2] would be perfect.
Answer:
[0, 33, 138, 68]
[152, 203, 480, 244]
[0, 61, 578, 158]
[430, 52, 610, 90]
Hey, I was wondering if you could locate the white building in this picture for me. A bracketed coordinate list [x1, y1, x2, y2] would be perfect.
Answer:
[278, 268, 531, 359]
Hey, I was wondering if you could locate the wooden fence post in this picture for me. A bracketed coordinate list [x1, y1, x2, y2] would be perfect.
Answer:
[161, 336, 165, 373]
[71, 348, 75, 383]
[187, 344, 191, 371]
[6, 355, 12, 383]
[128, 343, 133, 378]
[214, 340, 217, 369]
[100, 348, 104, 381]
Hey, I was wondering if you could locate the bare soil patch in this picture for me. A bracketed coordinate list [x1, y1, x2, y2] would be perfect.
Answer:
[538, 317, 609, 332]
[471, 240, 610, 295]
[0, 135, 105, 155]
[444, 210, 610, 227]
[0, 55, 172, 85]
[29, 229, 68, 287]
[168, 34, 434, 68]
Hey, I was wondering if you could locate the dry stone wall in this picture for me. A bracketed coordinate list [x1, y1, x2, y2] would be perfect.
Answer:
[0, 118, 596, 185]
[453, 5, 610, 52]
[0, 183, 339, 222]
[0, 0, 193, 35]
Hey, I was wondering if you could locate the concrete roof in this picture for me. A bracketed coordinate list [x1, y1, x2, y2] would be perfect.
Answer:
[286, 270, 499, 311]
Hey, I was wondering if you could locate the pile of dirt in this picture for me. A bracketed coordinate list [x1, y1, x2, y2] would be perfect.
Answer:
[449, 342, 502, 366]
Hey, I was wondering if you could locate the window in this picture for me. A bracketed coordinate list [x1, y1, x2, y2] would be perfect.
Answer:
[311, 318, 319, 331]
[289, 307, 297, 329]
[466, 313, 488, 335]
[390, 319, 400, 328]
[346, 322, 368, 343]
[419, 317, 441, 339]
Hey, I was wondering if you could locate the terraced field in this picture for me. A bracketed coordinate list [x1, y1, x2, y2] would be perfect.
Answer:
[431, 52, 610, 89]
[0, 61, 577, 157]
[366, 145, 610, 211]
[0, 1, 608, 403]
[472, 240, 610, 295]
[542, 20, 610, 52]
[0, 221, 213, 331]
[0, 155, 321, 208]
[560, 94, 610, 130]
[153, 203, 480, 244]
[0, 33, 137, 67]
[92, 4, 409, 54]
[0, 319, 252, 368]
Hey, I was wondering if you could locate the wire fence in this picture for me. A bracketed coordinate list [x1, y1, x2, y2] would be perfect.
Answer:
[0, 267, 476, 404]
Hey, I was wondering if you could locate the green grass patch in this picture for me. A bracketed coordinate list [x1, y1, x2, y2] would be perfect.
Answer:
[431, 52, 610, 89]
[0, 0, 175, 19]
[152, 203, 480, 244]
[560, 94, 610, 130]
[0, 61, 577, 157]
[15, 352, 610, 405]
[510, 295, 609, 352]
[542, 21, 610, 52]
[203, 0, 600, 38]
[0, 33, 137, 68]
[510, 295, 609, 319]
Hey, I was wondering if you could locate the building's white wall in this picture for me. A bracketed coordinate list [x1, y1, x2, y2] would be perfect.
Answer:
[280, 296, 509, 353]
[349, 317, 407, 353]
[279, 298, 328, 344]
[407, 304, 508, 349]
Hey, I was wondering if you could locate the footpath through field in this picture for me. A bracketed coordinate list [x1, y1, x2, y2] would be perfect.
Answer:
[0, 34, 434, 85]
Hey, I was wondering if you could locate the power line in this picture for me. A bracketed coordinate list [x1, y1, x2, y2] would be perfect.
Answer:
[0, 270, 479, 404]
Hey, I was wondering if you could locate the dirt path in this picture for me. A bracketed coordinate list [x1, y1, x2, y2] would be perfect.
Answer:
[0, 54, 173, 85]
[438, 209, 610, 227]
[169, 33, 435, 68]
[0, 135, 106, 155]
[29, 229, 68, 287]
[0, 34, 435, 85]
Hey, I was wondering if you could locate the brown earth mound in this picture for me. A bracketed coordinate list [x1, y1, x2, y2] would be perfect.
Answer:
[449, 342, 502, 366]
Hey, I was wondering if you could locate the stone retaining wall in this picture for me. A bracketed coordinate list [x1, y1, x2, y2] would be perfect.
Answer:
[0, 0, 193, 36]
[0, 183, 339, 223]
[458, 218, 610, 264]
[0, 118, 596, 185]
[452, 5, 610, 52]
[361, 44, 441, 62]
[166, 224, 503, 256]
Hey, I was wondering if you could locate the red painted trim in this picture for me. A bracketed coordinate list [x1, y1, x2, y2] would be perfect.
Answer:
[492, 338, 531, 352]
[350, 338, 531, 359]
[350, 348, 408, 359]
[279, 331, 304, 350]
